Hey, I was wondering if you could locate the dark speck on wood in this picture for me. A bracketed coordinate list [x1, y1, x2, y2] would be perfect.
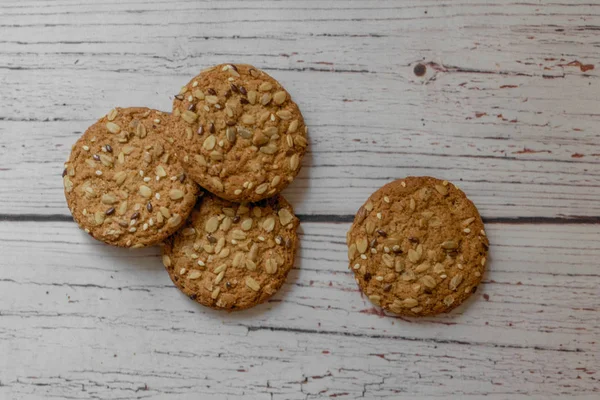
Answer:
[414, 63, 426, 76]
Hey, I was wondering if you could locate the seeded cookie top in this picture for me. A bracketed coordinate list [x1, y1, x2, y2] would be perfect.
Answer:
[171, 64, 308, 202]
[63, 107, 198, 248]
[162, 192, 299, 311]
[347, 177, 489, 316]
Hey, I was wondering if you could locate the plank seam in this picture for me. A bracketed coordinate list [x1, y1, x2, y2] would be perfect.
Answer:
[1, 214, 600, 224]
[246, 326, 583, 353]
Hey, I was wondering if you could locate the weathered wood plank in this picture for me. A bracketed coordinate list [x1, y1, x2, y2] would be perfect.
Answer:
[0, 220, 598, 398]
[0, 326, 596, 399]
[1, 1, 600, 218]
[2, 71, 600, 219]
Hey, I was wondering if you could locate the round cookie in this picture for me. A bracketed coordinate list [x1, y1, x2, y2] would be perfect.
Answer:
[63, 107, 199, 248]
[162, 192, 299, 311]
[346, 177, 489, 316]
[171, 63, 308, 202]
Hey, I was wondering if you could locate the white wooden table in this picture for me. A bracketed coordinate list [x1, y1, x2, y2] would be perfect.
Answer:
[1, 1, 599, 398]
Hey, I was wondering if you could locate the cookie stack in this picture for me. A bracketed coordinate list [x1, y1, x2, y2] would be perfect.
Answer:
[63, 64, 305, 311]
[64, 64, 490, 317]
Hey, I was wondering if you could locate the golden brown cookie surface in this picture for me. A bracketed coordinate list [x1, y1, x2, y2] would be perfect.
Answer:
[347, 177, 488, 316]
[162, 192, 299, 311]
[171, 64, 307, 202]
[63, 107, 198, 248]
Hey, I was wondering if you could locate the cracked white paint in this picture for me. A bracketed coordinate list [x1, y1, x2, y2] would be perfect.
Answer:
[1, 2, 600, 219]
[1, 221, 599, 398]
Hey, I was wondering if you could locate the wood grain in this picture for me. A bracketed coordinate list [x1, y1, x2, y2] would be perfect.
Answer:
[0, 221, 598, 399]
[1, 1, 600, 218]
[1, 0, 599, 398]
